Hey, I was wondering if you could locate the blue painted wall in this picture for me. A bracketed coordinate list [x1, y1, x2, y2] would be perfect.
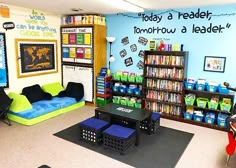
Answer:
[105, 3, 236, 86]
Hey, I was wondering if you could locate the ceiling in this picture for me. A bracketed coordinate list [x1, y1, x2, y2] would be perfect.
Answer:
[1, 0, 236, 15]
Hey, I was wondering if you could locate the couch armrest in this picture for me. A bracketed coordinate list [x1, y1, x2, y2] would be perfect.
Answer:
[8, 92, 32, 113]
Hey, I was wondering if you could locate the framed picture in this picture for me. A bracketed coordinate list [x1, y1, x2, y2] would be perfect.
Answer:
[0, 33, 9, 88]
[15, 39, 58, 78]
[203, 56, 226, 73]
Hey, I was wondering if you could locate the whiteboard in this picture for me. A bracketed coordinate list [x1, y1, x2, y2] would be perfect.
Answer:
[62, 65, 93, 102]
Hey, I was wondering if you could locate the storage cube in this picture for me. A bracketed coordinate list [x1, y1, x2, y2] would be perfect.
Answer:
[140, 112, 160, 134]
[103, 124, 136, 155]
[206, 85, 218, 92]
[79, 117, 109, 144]
[218, 85, 229, 94]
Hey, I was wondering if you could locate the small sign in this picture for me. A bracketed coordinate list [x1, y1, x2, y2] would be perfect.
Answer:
[3, 22, 15, 31]
[138, 37, 148, 46]
[116, 107, 133, 113]
[138, 50, 144, 58]
[119, 49, 127, 58]
[124, 57, 133, 67]
[136, 60, 144, 69]
[130, 44, 137, 52]
[121, 36, 129, 45]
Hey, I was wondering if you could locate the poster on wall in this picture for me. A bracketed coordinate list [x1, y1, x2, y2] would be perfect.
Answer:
[0, 33, 9, 88]
[15, 39, 58, 78]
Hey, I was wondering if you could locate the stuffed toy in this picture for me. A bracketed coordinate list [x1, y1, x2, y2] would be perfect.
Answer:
[158, 40, 165, 51]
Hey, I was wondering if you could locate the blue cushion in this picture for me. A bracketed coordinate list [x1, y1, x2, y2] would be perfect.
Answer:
[103, 124, 135, 139]
[152, 112, 160, 121]
[79, 117, 109, 130]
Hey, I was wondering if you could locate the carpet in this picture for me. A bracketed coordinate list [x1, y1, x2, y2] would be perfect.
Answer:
[54, 123, 194, 168]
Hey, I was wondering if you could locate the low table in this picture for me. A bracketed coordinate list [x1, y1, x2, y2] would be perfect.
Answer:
[95, 103, 152, 146]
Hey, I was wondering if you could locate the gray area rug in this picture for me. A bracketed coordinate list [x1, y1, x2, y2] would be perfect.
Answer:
[54, 123, 194, 168]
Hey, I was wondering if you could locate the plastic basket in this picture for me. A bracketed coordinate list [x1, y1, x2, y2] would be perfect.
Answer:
[134, 102, 142, 109]
[134, 88, 141, 95]
[136, 75, 143, 83]
[206, 85, 218, 92]
[183, 112, 193, 120]
[184, 82, 195, 90]
[127, 100, 135, 107]
[120, 99, 128, 106]
[184, 97, 195, 105]
[113, 73, 121, 81]
[217, 113, 228, 128]
[207, 101, 218, 110]
[218, 85, 229, 94]
[196, 84, 206, 91]
[193, 114, 203, 122]
[204, 112, 215, 125]
[220, 102, 232, 112]
[112, 97, 120, 104]
[96, 97, 110, 107]
[197, 97, 208, 108]
[113, 86, 120, 92]
[128, 75, 136, 82]
[119, 87, 127, 93]
[127, 88, 134, 94]
[121, 75, 128, 82]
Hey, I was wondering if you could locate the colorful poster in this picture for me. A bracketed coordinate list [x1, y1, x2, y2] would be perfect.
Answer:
[84, 33, 91, 45]
[69, 47, 76, 58]
[76, 33, 84, 45]
[62, 47, 69, 58]
[62, 34, 69, 44]
[69, 33, 76, 44]
[76, 47, 84, 58]
[84, 48, 92, 59]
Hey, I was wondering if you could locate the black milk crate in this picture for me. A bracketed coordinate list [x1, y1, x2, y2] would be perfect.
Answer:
[140, 113, 160, 134]
[79, 117, 109, 145]
[103, 125, 136, 155]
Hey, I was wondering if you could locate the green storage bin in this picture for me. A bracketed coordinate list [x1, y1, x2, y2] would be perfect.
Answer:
[207, 101, 218, 110]
[196, 97, 208, 108]
[135, 102, 142, 109]
[113, 73, 121, 81]
[184, 97, 195, 105]
[136, 75, 143, 83]
[112, 97, 120, 104]
[96, 97, 110, 107]
[127, 100, 135, 107]
[121, 74, 128, 82]
[128, 75, 136, 82]
[220, 102, 232, 112]
[120, 98, 128, 106]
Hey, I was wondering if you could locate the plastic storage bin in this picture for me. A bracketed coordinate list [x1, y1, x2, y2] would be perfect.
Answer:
[207, 101, 218, 110]
[184, 82, 195, 90]
[220, 102, 232, 112]
[204, 112, 215, 124]
[112, 97, 120, 104]
[217, 113, 228, 128]
[218, 85, 229, 94]
[184, 97, 195, 105]
[196, 84, 206, 91]
[183, 112, 193, 120]
[206, 85, 218, 92]
[136, 75, 143, 83]
[197, 97, 208, 108]
[113, 73, 121, 81]
[128, 75, 136, 82]
[193, 114, 204, 122]
[134, 102, 142, 108]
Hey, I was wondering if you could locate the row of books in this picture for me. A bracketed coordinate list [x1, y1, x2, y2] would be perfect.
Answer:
[145, 55, 184, 66]
[146, 79, 183, 92]
[146, 90, 182, 103]
[146, 67, 184, 79]
[145, 101, 182, 115]
[62, 15, 106, 25]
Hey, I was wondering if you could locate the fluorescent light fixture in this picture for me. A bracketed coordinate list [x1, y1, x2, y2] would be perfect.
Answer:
[104, 0, 144, 13]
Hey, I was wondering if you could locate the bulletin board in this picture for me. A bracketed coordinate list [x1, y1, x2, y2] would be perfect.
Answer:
[61, 27, 93, 64]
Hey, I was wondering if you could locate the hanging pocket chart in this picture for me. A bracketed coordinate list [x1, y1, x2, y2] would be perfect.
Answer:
[62, 65, 93, 102]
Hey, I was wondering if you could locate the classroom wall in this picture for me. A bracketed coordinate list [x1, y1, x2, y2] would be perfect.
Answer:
[0, 4, 61, 93]
[106, 3, 236, 86]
